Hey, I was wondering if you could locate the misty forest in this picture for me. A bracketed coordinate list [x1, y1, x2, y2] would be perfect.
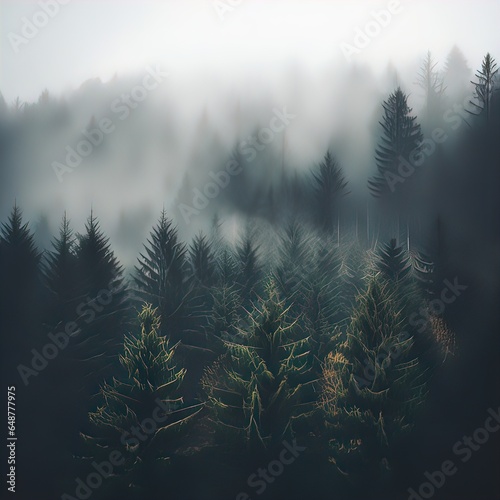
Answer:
[1, 44, 500, 500]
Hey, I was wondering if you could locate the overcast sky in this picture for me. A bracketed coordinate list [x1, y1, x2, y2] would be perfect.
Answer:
[1, 0, 500, 103]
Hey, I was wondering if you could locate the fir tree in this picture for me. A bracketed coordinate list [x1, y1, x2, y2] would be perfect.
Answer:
[82, 305, 202, 497]
[469, 53, 498, 122]
[320, 275, 428, 485]
[135, 211, 194, 344]
[312, 151, 348, 234]
[73, 211, 129, 377]
[202, 281, 313, 456]
[42, 213, 80, 324]
[369, 87, 422, 201]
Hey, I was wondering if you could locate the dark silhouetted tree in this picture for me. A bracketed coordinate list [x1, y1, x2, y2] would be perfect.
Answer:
[369, 87, 422, 201]
[135, 210, 194, 344]
[469, 53, 498, 122]
[312, 151, 348, 234]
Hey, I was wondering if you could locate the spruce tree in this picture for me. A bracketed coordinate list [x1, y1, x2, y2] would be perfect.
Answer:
[469, 53, 498, 122]
[0, 204, 42, 354]
[369, 87, 422, 201]
[82, 305, 202, 498]
[312, 151, 348, 234]
[73, 211, 129, 376]
[42, 213, 80, 324]
[202, 281, 313, 457]
[320, 275, 428, 484]
[135, 211, 194, 344]
[235, 230, 262, 306]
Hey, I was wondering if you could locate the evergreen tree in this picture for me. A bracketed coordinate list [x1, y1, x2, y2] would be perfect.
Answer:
[312, 151, 348, 234]
[235, 230, 262, 306]
[0, 204, 42, 346]
[202, 281, 313, 457]
[320, 275, 427, 485]
[82, 305, 202, 498]
[469, 53, 498, 122]
[42, 213, 80, 324]
[369, 87, 423, 202]
[375, 238, 411, 283]
[135, 211, 194, 344]
[73, 211, 129, 376]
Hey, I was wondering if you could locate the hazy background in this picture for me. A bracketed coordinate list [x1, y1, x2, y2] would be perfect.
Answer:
[1, 0, 499, 265]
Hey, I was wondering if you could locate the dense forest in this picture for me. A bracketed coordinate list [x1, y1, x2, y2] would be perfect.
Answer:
[1, 48, 500, 500]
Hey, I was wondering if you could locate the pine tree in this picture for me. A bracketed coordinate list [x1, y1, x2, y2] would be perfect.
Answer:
[274, 221, 312, 314]
[320, 275, 427, 485]
[82, 305, 202, 498]
[375, 238, 411, 283]
[73, 211, 129, 376]
[368, 87, 423, 201]
[0, 204, 42, 356]
[205, 284, 241, 353]
[469, 53, 498, 122]
[189, 233, 216, 288]
[312, 152, 348, 234]
[135, 211, 194, 344]
[202, 281, 313, 457]
[235, 230, 262, 306]
[42, 213, 80, 324]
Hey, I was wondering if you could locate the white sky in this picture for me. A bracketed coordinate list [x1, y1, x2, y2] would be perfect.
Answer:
[1, 0, 500, 103]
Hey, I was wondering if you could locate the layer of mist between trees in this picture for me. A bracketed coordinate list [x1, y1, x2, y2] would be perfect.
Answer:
[1, 47, 499, 499]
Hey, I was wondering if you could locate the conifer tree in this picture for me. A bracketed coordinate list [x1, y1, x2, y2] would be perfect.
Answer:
[135, 211, 194, 344]
[320, 275, 427, 484]
[202, 281, 313, 456]
[82, 305, 202, 497]
[469, 53, 498, 122]
[0, 204, 42, 356]
[369, 87, 422, 201]
[235, 231, 262, 306]
[312, 152, 348, 234]
[73, 211, 129, 375]
[42, 213, 80, 324]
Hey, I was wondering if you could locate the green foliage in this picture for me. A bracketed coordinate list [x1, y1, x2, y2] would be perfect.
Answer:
[320, 275, 428, 483]
[201, 281, 313, 454]
[82, 304, 202, 495]
[235, 230, 262, 304]
[375, 238, 411, 283]
[205, 284, 241, 352]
